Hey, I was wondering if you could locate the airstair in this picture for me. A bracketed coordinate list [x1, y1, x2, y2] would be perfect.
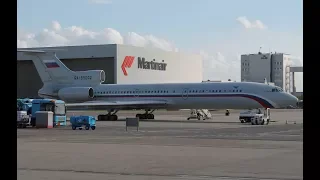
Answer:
[187, 109, 212, 120]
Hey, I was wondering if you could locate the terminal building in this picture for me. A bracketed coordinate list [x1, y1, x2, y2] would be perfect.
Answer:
[240, 52, 303, 94]
[17, 44, 203, 98]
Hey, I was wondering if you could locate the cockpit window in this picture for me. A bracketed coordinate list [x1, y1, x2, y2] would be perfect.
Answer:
[272, 87, 283, 92]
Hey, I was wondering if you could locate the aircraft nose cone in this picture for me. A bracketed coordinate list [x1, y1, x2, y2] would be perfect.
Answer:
[277, 93, 299, 108]
[288, 94, 299, 107]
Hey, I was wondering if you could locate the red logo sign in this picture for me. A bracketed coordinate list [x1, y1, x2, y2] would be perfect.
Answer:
[121, 56, 135, 76]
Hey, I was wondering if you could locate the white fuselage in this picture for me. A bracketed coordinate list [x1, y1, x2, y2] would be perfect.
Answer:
[18, 49, 298, 111]
[43, 82, 298, 109]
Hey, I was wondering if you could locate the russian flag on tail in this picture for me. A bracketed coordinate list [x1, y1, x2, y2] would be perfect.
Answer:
[43, 60, 60, 68]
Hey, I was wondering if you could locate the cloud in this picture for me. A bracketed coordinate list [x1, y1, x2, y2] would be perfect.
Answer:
[17, 20, 302, 90]
[237, 16, 267, 29]
[88, 0, 112, 4]
[52, 21, 61, 31]
[17, 21, 177, 52]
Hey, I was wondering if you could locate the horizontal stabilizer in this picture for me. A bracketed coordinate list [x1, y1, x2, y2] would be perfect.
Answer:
[17, 49, 46, 53]
[17, 49, 66, 54]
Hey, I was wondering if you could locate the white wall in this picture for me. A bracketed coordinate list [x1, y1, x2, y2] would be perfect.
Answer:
[116, 44, 202, 84]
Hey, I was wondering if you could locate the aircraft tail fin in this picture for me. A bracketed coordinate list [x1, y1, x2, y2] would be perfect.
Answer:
[18, 49, 75, 84]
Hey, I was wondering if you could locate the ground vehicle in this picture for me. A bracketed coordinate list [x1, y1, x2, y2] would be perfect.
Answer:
[250, 108, 270, 125]
[17, 111, 31, 128]
[17, 99, 33, 128]
[30, 99, 67, 127]
[70, 116, 96, 130]
[17, 99, 33, 113]
[239, 109, 263, 123]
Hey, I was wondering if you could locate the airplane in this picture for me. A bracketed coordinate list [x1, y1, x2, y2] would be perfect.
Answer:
[17, 49, 298, 121]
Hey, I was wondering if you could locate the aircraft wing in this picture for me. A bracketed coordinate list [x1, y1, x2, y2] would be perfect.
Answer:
[65, 100, 169, 110]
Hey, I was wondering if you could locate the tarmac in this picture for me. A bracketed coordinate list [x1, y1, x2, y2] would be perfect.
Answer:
[17, 109, 303, 180]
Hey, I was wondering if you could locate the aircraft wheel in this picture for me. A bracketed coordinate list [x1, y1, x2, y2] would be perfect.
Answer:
[72, 126, 76, 130]
[136, 114, 146, 119]
[98, 115, 107, 121]
[111, 115, 118, 121]
[141, 114, 147, 119]
[147, 114, 153, 119]
[85, 126, 90, 130]
[136, 114, 141, 118]
[261, 120, 265, 125]
[240, 119, 245, 123]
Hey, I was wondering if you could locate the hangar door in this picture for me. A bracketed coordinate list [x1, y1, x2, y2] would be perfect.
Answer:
[17, 57, 115, 98]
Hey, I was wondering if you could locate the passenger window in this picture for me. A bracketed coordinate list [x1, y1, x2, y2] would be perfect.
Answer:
[239, 90, 242, 92]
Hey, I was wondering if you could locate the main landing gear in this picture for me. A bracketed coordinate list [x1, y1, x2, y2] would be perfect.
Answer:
[136, 109, 155, 120]
[97, 110, 118, 121]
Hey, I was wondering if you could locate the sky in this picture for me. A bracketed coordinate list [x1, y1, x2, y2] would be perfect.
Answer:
[17, 0, 303, 91]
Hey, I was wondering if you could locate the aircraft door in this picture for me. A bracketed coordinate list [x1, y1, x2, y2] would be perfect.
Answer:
[181, 88, 189, 100]
[134, 88, 140, 98]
